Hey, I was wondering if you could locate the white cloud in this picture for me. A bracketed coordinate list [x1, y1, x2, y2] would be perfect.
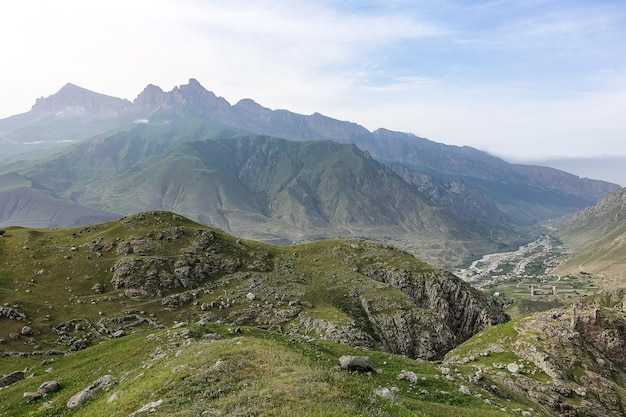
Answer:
[1, 0, 625, 162]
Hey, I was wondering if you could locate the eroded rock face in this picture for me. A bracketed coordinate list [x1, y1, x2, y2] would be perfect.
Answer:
[360, 295, 456, 359]
[448, 289, 626, 417]
[363, 263, 509, 346]
[111, 229, 247, 296]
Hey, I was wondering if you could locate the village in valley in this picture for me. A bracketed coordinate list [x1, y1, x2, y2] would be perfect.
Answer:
[456, 235, 599, 310]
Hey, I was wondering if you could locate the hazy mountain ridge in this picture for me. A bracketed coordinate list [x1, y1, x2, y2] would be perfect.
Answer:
[18, 135, 495, 264]
[0, 172, 118, 228]
[555, 187, 626, 280]
[0, 79, 620, 266]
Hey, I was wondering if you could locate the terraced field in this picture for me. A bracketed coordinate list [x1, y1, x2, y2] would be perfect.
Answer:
[455, 235, 603, 315]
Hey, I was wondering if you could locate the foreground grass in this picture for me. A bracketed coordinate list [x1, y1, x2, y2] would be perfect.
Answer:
[1, 323, 541, 417]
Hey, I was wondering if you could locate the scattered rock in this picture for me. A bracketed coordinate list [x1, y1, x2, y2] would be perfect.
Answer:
[338, 355, 374, 372]
[373, 386, 400, 403]
[397, 370, 419, 384]
[91, 283, 106, 294]
[21, 326, 32, 336]
[246, 292, 256, 301]
[70, 339, 89, 351]
[67, 375, 116, 409]
[23, 391, 42, 402]
[0, 371, 25, 387]
[128, 399, 164, 417]
[38, 380, 61, 394]
[459, 385, 471, 395]
[507, 363, 520, 374]
[111, 330, 126, 338]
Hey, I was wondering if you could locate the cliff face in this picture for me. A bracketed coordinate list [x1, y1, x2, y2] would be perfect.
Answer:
[364, 263, 509, 347]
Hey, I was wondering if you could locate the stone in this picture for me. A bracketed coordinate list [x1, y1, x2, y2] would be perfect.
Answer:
[397, 370, 419, 384]
[23, 391, 42, 402]
[459, 385, 471, 395]
[507, 363, 520, 374]
[373, 386, 400, 403]
[21, 326, 32, 336]
[0, 371, 25, 388]
[128, 399, 164, 417]
[38, 380, 61, 394]
[111, 330, 126, 338]
[67, 375, 116, 409]
[338, 355, 374, 372]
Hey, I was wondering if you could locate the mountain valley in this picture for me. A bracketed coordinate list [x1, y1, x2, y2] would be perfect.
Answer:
[1, 81, 626, 416]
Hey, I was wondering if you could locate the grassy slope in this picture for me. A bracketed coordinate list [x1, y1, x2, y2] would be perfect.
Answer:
[0, 211, 450, 353]
[555, 188, 626, 283]
[0, 212, 542, 416]
[0, 323, 542, 417]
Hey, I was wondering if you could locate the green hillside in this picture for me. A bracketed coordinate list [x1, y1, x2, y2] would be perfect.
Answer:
[0, 322, 542, 417]
[3, 211, 626, 416]
[16, 135, 517, 266]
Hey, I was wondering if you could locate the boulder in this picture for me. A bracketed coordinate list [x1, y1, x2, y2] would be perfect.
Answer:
[38, 380, 61, 394]
[373, 386, 400, 403]
[338, 355, 374, 372]
[0, 371, 25, 388]
[507, 363, 520, 374]
[67, 375, 115, 409]
[23, 392, 42, 402]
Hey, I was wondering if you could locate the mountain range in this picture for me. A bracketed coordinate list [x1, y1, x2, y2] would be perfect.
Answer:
[0, 79, 620, 267]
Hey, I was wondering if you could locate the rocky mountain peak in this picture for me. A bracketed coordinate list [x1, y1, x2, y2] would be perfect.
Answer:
[133, 84, 169, 110]
[132, 79, 230, 115]
[31, 83, 130, 119]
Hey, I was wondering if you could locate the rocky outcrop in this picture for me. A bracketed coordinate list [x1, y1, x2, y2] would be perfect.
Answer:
[0, 306, 27, 321]
[23, 380, 61, 402]
[289, 316, 375, 350]
[111, 228, 247, 296]
[360, 295, 456, 359]
[447, 289, 626, 417]
[364, 263, 509, 345]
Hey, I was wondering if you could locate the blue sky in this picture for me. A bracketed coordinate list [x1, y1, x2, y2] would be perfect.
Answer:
[2, 0, 625, 164]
